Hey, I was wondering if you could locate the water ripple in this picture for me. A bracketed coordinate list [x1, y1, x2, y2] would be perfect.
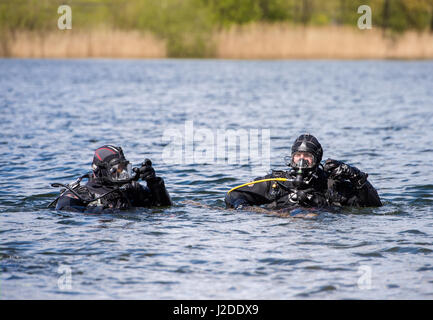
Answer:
[1, 59, 432, 299]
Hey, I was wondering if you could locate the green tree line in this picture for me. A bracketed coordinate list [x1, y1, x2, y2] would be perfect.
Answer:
[1, 0, 433, 57]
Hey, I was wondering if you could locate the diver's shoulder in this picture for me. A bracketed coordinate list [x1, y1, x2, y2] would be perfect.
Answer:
[271, 169, 293, 179]
[317, 166, 327, 176]
[253, 169, 289, 180]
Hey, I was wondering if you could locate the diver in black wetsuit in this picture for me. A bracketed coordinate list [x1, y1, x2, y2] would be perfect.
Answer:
[51, 145, 172, 212]
[225, 134, 382, 210]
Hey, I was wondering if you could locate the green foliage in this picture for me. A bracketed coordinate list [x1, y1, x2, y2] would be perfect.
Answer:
[0, 0, 55, 32]
[206, 0, 262, 25]
[111, 0, 216, 57]
[310, 13, 330, 26]
[259, 0, 293, 21]
[392, 0, 431, 32]
[1, 0, 432, 57]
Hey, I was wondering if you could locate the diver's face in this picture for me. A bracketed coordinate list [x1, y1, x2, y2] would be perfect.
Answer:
[116, 163, 125, 173]
[292, 152, 314, 168]
[110, 161, 132, 181]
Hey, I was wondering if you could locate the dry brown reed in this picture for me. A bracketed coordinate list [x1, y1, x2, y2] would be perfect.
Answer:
[2, 24, 433, 59]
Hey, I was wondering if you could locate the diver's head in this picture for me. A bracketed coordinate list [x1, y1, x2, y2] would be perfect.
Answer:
[287, 134, 323, 188]
[290, 134, 322, 170]
[91, 145, 132, 184]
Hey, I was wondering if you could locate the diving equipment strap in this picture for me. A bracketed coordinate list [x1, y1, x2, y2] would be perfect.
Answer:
[48, 181, 127, 208]
[227, 178, 289, 194]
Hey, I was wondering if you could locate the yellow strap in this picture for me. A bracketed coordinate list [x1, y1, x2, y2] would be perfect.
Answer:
[227, 178, 289, 194]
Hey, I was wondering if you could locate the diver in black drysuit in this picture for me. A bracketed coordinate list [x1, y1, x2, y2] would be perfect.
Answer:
[52, 145, 172, 212]
[225, 134, 382, 210]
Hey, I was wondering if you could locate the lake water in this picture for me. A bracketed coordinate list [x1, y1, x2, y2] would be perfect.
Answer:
[0, 59, 432, 299]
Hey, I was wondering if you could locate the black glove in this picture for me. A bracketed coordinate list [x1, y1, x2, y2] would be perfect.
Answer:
[295, 188, 314, 205]
[324, 188, 347, 206]
[324, 159, 368, 189]
[134, 159, 156, 182]
[232, 198, 249, 210]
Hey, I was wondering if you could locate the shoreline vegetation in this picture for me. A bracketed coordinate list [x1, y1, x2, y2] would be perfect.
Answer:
[2, 25, 433, 59]
[1, 0, 433, 59]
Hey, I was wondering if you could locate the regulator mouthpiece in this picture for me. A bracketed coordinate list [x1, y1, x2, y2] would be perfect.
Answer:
[293, 167, 305, 188]
[294, 172, 303, 185]
[296, 158, 309, 169]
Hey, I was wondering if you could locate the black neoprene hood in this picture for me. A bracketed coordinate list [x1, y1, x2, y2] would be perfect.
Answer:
[92, 145, 125, 167]
[291, 134, 323, 167]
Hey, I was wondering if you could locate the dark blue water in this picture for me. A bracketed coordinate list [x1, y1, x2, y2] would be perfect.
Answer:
[1, 59, 432, 299]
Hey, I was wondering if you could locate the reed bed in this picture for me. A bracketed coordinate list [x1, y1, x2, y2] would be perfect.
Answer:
[2, 24, 433, 59]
